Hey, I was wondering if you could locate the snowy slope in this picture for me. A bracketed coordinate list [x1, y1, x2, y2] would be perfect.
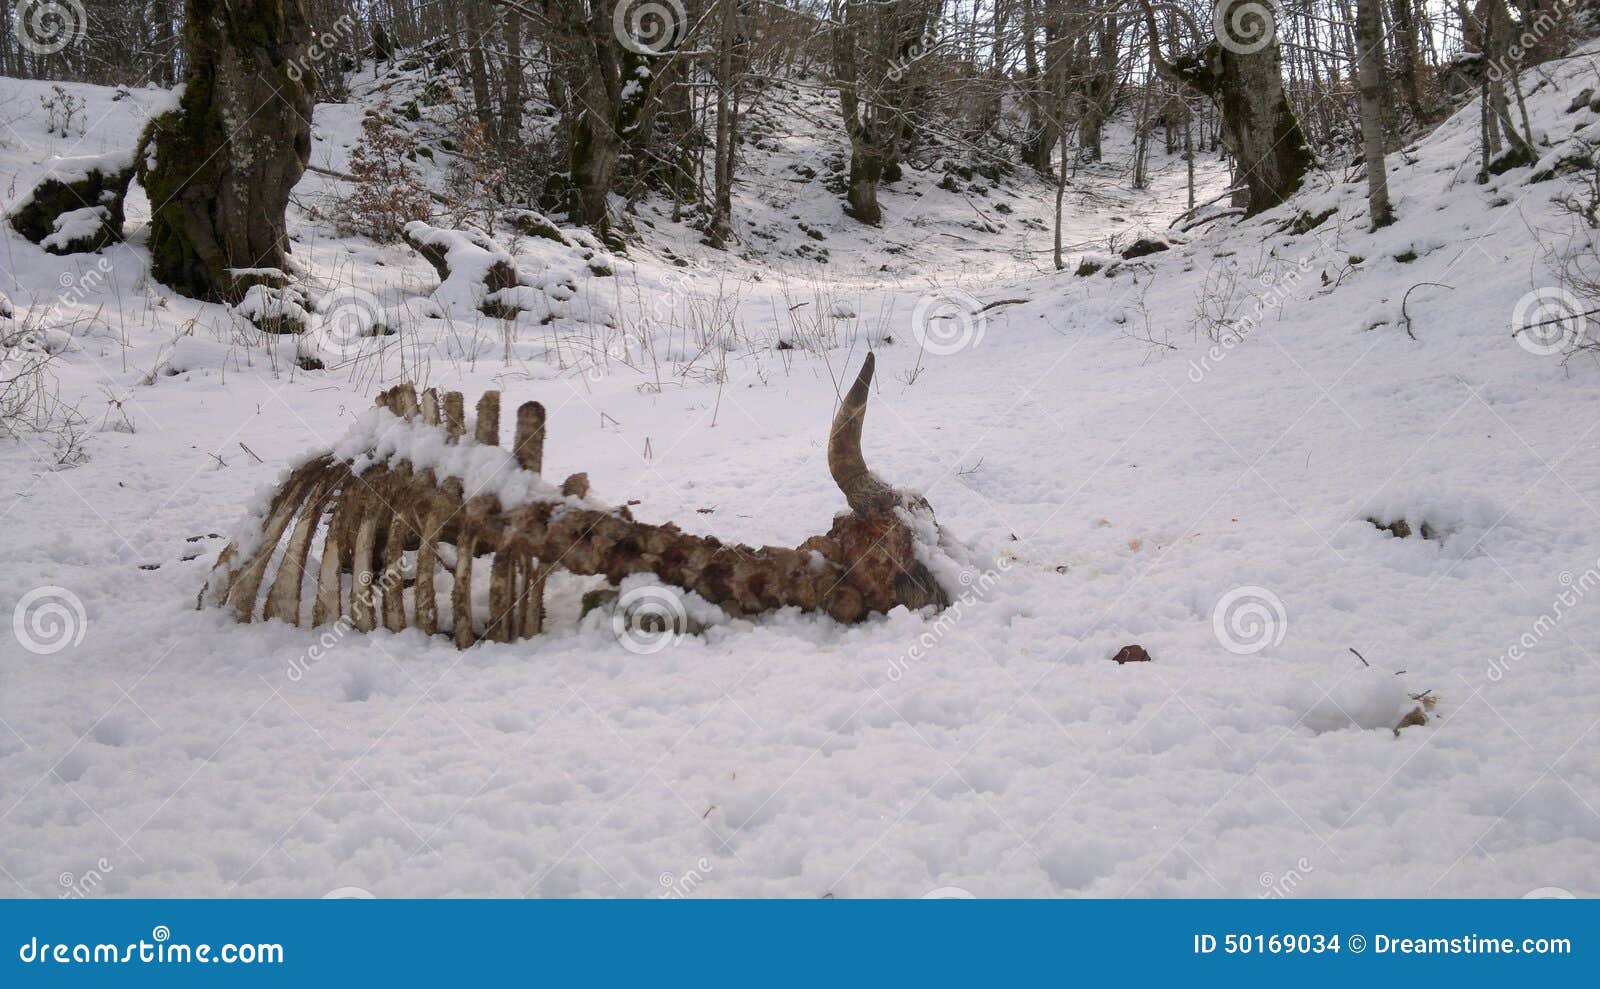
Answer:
[1, 52, 1598, 899]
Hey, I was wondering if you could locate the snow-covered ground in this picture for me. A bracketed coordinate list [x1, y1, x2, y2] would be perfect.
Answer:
[2, 53, 1599, 898]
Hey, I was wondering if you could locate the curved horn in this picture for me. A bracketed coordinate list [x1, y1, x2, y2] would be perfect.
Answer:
[828, 354, 900, 517]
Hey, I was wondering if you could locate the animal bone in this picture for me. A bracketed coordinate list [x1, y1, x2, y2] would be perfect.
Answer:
[200, 357, 950, 647]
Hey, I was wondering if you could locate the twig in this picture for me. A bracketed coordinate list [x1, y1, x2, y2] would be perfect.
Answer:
[1401, 282, 1453, 341]
[978, 298, 1028, 312]
[1180, 207, 1246, 233]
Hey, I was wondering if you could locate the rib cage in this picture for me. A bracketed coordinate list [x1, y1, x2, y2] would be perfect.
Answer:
[202, 383, 553, 645]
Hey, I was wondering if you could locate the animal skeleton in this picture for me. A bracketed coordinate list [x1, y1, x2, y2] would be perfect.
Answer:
[200, 355, 950, 646]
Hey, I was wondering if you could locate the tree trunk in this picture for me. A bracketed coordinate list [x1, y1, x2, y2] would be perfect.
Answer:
[1356, 0, 1395, 228]
[499, 8, 523, 149]
[1145, 4, 1311, 216]
[710, 0, 739, 246]
[564, 33, 619, 229]
[138, 0, 315, 301]
[1184, 100, 1195, 210]
[832, 0, 936, 226]
[460, 1, 497, 140]
[846, 147, 886, 225]
[1389, 0, 1426, 121]
[1021, 0, 1062, 176]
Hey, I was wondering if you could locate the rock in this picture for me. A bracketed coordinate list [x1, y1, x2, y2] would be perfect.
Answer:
[1367, 517, 1440, 541]
[560, 473, 591, 498]
[403, 221, 525, 319]
[1285, 206, 1337, 235]
[1488, 143, 1537, 175]
[7, 151, 136, 255]
[1112, 644, 1151, 664]
[511, 210, 569, 245]
[1568, 89, 1595, 113]
[235, 284, 312, 335]
[1530, 142, 1595, 183]
[580, 588, 619, 620]
[1120, 237, 1170, 260]
[1393, 706, 1428, 736]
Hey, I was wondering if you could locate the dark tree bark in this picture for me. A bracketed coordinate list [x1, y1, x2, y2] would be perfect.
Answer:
[1076, 16, 1120, 163]
[832, 0, 940, 226]
[1389, 0, 1426, 121]
[138, 0, 315, 301]
[544, 0, 631, 236]
[460, 0, 497, 140]
[709, 0, 746, 247]
[1019, 0, 1056, 175]
[499, 8, 523, 149]
[1143, 1, 1311, 217]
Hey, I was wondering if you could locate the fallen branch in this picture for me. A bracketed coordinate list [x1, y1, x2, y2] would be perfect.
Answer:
[1401, 281, 1454, 341]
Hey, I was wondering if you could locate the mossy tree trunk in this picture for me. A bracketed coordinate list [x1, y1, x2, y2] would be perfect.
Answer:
[832, 0, 938, 226]
[546, 0, 667, 240]
[137, 0, 315, 302]
[1144, 3, 1311, 217]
